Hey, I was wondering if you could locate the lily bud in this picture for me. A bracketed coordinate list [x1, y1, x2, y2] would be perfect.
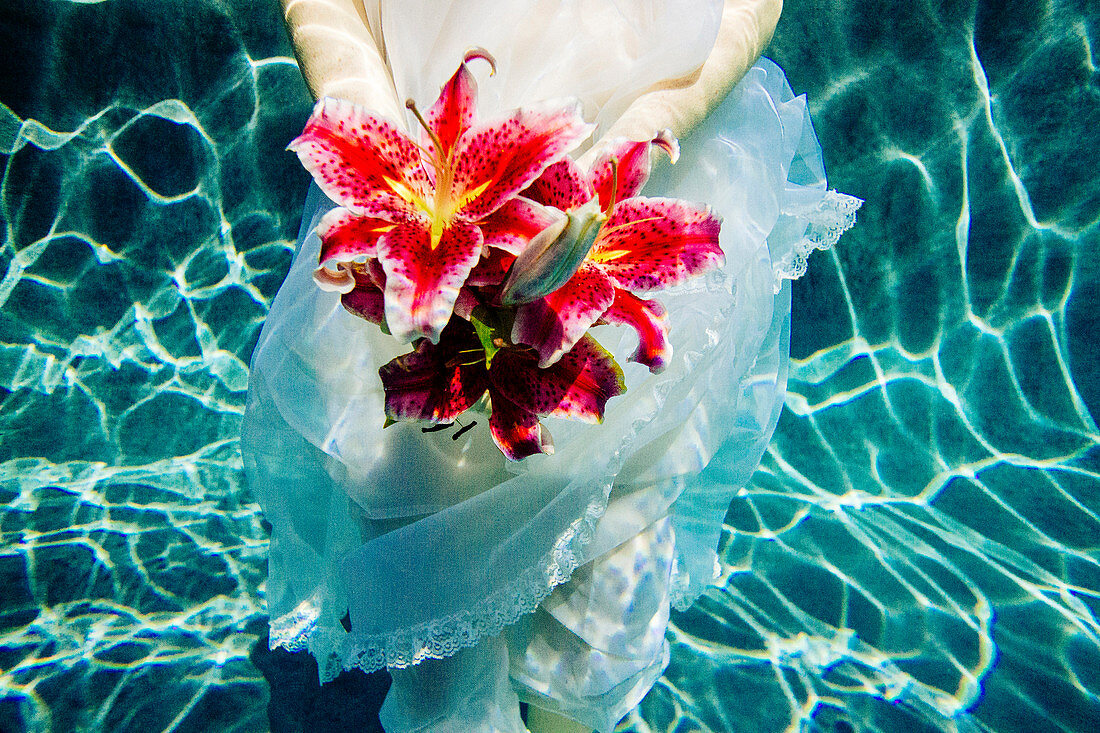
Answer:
[499, 199, 606, 305]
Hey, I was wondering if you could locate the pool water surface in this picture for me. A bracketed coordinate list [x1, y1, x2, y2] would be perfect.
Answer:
[1, 1, 1098, 731]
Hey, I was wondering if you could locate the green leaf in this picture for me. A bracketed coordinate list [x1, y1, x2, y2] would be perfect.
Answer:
[469, 312, 500, 367]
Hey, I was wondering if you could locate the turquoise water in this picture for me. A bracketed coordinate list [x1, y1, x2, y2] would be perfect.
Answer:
[1, 1, 1098, 731]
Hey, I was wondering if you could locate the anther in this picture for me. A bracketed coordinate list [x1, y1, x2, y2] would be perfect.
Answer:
[405, 98, 444, 153]
[453, 421, 477, 440]
[605, 156, 620, 215]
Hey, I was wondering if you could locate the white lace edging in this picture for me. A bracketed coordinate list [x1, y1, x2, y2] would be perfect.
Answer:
[265, 237, 748, 679]
[270, 488, 611, 681]
[772, 190, 863, 292]
[264, 195, 862, 680]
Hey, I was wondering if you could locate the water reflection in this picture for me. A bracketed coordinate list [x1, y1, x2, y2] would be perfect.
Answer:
[0, 0, 1097, 731]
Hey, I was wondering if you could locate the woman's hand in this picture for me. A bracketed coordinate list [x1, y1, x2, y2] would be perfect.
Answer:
[578, 0, 783, 166]
[279, 0, 403, 120]
[280, 0, 781, 150]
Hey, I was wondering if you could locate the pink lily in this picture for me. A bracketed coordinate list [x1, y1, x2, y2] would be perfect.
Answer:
[506, 133, 724, 372]
[379, 319, 626, 461]
[289, 50, 589, 343]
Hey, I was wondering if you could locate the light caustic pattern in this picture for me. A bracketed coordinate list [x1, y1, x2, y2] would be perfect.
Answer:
[628, 2, 1100, 732]
[0, 1, 312, 729]
[1, 1, 1099, 733]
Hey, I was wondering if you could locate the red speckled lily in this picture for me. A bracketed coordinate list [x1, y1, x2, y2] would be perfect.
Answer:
[379, 319, 626, 461]
[500, 133, 724, 373]
[289, 50, 589, 343]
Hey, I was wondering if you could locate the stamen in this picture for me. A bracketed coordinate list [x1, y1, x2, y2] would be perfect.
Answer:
[453, 421, 477, 440]
[406, 98, 445, 155]
[599, 216, 663, 238]
[605, 156, 620, 215]
[463, 47, 497, 76]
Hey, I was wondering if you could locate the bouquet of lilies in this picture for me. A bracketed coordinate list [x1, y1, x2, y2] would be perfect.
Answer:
[289, 51, 724, 460]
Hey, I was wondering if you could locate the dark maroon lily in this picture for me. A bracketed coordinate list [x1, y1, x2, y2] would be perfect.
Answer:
[379, 319, 626, 461]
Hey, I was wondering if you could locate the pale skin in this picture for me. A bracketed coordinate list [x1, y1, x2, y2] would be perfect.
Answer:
[277, 0, 781, 731]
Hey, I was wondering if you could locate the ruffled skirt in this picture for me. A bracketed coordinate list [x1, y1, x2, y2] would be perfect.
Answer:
[242, 58, 859, 732]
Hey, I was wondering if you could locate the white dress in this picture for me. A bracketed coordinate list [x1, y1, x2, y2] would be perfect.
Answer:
[242, 1, 860, 730]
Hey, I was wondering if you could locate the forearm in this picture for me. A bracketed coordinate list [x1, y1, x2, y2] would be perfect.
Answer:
[280, 0, 782, 153]
[279, 0, 403, 119]
[587, 0, 782, 152]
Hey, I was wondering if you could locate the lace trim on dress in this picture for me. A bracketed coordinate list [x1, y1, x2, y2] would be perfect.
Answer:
[772, 190, 863, 291]
[267, 244, 748, 679]
[270, 490, 608, 681]
[361, 493, 608, 677]
[260, 57, 861, 679]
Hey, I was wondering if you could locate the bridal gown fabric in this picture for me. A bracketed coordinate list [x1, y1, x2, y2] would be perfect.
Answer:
[241, 1, 860, 730]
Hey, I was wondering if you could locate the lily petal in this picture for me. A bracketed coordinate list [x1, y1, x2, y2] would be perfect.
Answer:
[523, 157, 594, 210]
[492, 334, 625, 423]
[341, 268, 386, 325]
[488, 391, 552, 460]
[479, 197, 558, 256]
[511, 262, 615, 367]
[467, 246, 516, 287]
[450, 103, 593, 221]
[452, 286, 482, 319]
[289, 97, 428, 220]
[590, 196, 723, 291]
[366, 257, 387, 289]
[378, 221, 484, 343]
[379, 322, 490, 423]
[590, 131, 679, 210]
[426, 57, 479, 160]
[313, 263, 356, 293]
[317, 207, 391, 264]
[601, 289, 671, 373]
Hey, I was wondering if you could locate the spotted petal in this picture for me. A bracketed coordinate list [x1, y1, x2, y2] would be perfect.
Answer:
[377, 221, 484, 343]
[289, 97, 428, 220]
[491, 334, 625, 423]
[511, 263, 615, 368]
[426, 55, 481, 160]
[467, 246, 516, 287]
[590, 131, 678, 210]
[590, 197, 723, 291]
[487, 391, 552, 460]
[450, 104, 593, 222]
[601, 289, 671, 373]
[317, 207, 392, 265]
[379, 321, 489, 423]
[478, 197, 558, 256]
[523, 157, 594, 210]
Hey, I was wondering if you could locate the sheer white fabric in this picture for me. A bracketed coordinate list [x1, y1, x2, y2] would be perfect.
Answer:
[242, 0, 859, 729]
[362, 0, 722, 139]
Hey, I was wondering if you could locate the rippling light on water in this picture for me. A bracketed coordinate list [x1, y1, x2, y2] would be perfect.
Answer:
[1, 1, 1097, 731]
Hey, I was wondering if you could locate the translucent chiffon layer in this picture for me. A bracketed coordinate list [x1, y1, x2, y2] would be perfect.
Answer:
[242, 0, 859, 728]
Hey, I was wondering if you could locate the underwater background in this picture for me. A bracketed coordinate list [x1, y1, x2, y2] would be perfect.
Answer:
[1, 0, 1098, 731]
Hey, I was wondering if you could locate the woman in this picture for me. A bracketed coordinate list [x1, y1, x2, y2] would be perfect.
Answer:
[243, 1, 858, 730]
